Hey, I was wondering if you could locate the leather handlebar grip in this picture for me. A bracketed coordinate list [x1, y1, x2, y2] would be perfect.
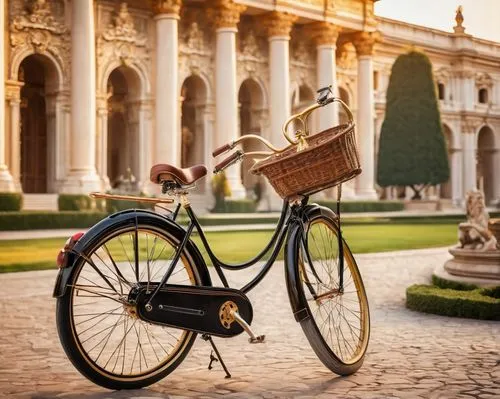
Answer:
[213, 151, 242, 174]
[212, 143, 233, 157]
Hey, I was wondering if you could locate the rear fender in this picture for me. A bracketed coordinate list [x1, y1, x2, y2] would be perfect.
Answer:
[53, 209, 211, 298]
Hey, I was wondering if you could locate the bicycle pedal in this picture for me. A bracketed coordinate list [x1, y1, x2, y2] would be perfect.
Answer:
[249, 335, 265, 344]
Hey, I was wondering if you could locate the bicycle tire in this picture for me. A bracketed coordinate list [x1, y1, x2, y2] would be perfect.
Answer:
[295, 214, 370, 375]
[56, 218, 204, 390]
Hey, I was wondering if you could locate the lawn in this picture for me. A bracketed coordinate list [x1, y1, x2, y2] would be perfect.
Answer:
[0, 223, 458, 273]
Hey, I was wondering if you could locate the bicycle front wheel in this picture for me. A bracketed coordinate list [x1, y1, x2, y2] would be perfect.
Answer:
[297, 215, 370, 375]
[56, 221, 202, 390]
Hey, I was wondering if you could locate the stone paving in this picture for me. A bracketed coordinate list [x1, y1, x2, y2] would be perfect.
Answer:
[0, 247, 498, 399]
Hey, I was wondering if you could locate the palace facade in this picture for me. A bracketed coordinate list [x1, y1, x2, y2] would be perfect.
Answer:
[0, 0, 499, 209]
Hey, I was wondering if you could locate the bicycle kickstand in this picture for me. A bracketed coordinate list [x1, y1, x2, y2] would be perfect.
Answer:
[202, 334, 231, 379]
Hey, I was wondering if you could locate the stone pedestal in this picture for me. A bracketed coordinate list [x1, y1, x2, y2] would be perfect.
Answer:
[436, 248, 500, 287]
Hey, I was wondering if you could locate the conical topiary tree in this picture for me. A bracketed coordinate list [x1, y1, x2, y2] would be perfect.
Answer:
[377, 51, 449, 199]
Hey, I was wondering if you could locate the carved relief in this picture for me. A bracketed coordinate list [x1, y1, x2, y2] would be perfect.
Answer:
[207, 0, 246, 30]
[336, 42, 357, 70]
[97, 3, 150, 73]
[154, 0, 182, 15]
[262, 11, 297, 38]
[475, 73, 493, 88]
[307, 22, 340, 46]
[350, 31, 381, 57]
[434, 67, 449, 84]
[237, 18, 268, 89]
[9, 0, 69, 81]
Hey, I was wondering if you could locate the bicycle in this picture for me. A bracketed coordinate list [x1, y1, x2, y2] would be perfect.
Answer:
[53, 86, 370, 390]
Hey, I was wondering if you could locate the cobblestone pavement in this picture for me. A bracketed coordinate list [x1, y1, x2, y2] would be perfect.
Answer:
[0, 247, 498, 399]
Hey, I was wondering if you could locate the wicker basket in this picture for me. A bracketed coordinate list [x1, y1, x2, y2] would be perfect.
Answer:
[250, 123, 361, 199]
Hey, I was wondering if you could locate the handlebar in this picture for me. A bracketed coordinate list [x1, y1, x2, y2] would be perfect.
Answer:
[212, 84, 354, 172]
[213, 150, 244, 174]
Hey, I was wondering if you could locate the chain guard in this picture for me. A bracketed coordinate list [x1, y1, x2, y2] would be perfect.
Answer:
[136, 284, 253, 338]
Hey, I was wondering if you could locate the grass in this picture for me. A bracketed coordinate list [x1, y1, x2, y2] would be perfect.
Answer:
[0, 223, 458, 273]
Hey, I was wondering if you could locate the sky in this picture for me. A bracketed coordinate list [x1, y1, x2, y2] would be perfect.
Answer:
[374, 0, 500, 42]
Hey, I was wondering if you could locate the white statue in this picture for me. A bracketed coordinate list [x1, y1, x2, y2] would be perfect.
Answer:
[458, 190, 497, 251]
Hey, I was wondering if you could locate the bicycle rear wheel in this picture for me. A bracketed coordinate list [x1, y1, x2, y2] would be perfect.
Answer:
[56, 222, 202, 390]
[297, 215, 370, 375]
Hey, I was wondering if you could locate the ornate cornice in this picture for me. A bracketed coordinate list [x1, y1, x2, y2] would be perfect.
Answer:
[262, 11, 297, 38]
[154, 0, 182, 16]
[208, 0, 246, 30]
[307, 22, 340, 47]
[350, 31, 381, 57]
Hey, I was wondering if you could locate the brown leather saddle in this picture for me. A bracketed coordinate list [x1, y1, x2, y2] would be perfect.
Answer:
[150, 164, 207, 187]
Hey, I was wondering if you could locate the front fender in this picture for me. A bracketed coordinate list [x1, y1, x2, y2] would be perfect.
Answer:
[284, 204, 337, 322]
[53, 209, 211, 298]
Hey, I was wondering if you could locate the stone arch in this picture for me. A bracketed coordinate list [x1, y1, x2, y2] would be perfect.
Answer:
[10, 47, 65, 89]
[179, 69, 213, 105]
[238, 78, 267, 194]
[476, 125, 497, 204]
[105, 65, 143, 189]
[180, 75, 209, 194]
[100, 60, 151, 100]
[17, 53, 63, 193]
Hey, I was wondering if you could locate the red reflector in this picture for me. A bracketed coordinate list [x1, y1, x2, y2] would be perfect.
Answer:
[57, 232, 85, 268]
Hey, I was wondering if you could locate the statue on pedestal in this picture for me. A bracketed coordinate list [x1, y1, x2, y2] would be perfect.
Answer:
[458, 190, 498, 251]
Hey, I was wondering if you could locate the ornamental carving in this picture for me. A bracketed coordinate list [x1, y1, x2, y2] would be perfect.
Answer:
[434, 67, 449, 84]
[154, 0, 182, 15]
[350, 31, 381, 56]
[208, 0, 246, 30]
[9, 0, 69, 81]
[102, 3, 147, 46]
[97, 3, 151, 85]
[336, 42, 357, 70]
[185, 22, 204, 51]
[475, 73, 493, 88]
[262, 12, 297, 38]
[307, 22, 340, 46]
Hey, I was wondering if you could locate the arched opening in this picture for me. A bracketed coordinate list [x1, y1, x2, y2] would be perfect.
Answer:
[437, 83, 445, 100]
[338, 87, 350, 125]
[107, 66, 141, 190]
[181, 75, 207, 191]
[19, 54, 59, 193]
[477, 126, 495, 204]
[238, 78, 264, 195]
[478, 88, 488, 104]
[439, 124, 453, 199]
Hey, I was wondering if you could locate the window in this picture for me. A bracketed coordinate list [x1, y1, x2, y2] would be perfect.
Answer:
[478, 88, 488, 104]
[437, 83, 445, 100]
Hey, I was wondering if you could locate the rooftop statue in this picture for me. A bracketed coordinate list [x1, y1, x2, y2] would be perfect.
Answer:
[458, 190, 497, 251]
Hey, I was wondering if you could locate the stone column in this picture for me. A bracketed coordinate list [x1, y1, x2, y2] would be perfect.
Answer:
[0, 0, 15, 191]
[263, 12, 297, 147]
[211, 0, 246, 198]
[352, 31, 379, 199]
[309, 22, 340, 131]
[63, 0, 101, 193]
[261, 12, 296, 210]
[450, 148, 463, 205]
[462, 129, 477, 194]
[5, 81, 23, 191]
[154, 0, 181, 166]
[96, 95, 110, 190]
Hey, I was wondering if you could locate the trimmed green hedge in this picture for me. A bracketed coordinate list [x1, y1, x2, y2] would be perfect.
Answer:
[0, 193, 23, 211]
[406, 284, 500, 320]
[431, 274, 478, 291]
[0, 211, 108, 231]
[212, 199, 257, 214]
[58, 194, 105, 211]
[316, 200, 404, 213]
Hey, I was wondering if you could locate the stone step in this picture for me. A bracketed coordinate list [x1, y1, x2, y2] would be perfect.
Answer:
[22, 194, 58, 211]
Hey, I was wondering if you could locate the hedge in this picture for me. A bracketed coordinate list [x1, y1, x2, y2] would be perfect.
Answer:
[431, 274, 478, 291]
[58, 194, 105, 211]
[406, 284, 500, 320]
[316, 200, 404, 213]
[0, 211, 108, 231]
[0, 193, 23, 211]
[211, 199, 257, 214]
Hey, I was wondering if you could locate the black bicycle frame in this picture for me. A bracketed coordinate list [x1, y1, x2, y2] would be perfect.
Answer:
[147, 196, 345, 306]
